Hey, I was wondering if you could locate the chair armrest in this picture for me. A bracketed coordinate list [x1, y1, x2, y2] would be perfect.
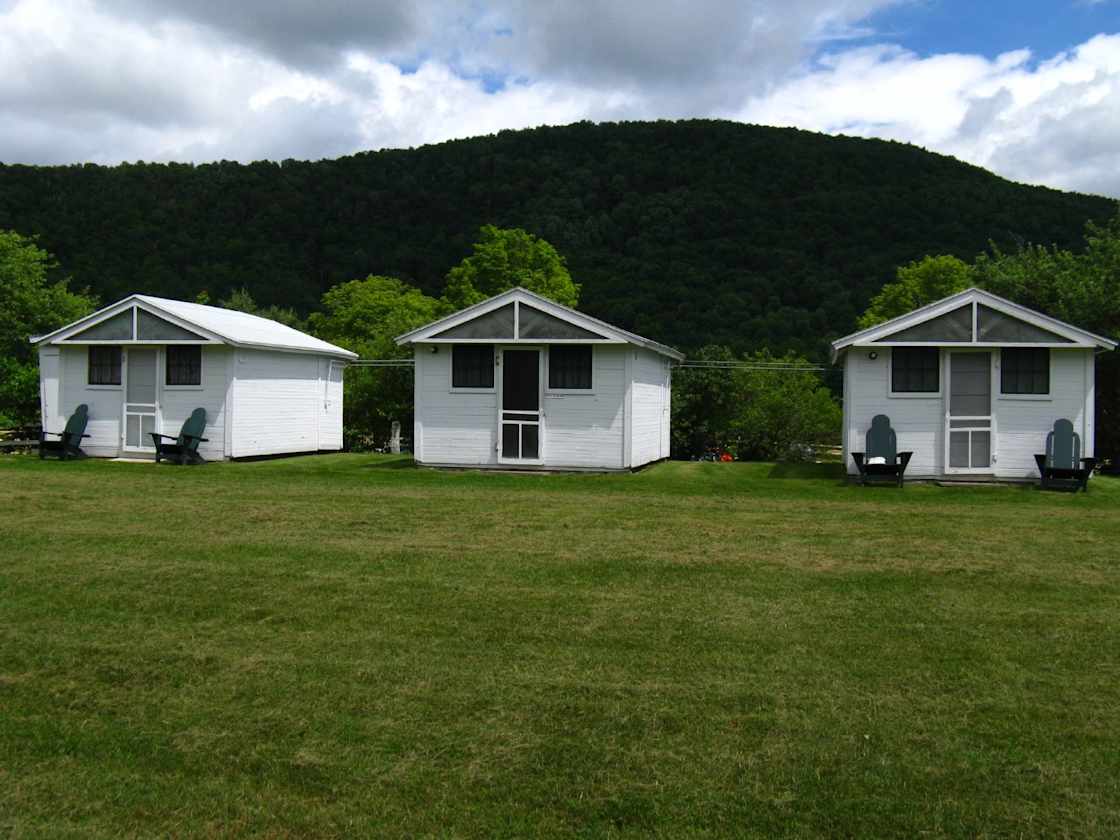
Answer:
[1081, 457, 1097, 470]
[181, 433, 209, 443]
[850, 452, 866, 473]
[80, 434, 91, 438]
[41, 430, 64, 438]
[151, 433, 179, 441]
[897, 451, 913, 471]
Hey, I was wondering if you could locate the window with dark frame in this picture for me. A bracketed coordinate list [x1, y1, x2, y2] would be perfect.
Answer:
[87, 346, 122, 385]
[452, 344, 494, 388]
[1001, 348, 1049, 395]
[891, 347, 939, 393]
[548, 345, 592, 389]
[166, 346, 202, 386]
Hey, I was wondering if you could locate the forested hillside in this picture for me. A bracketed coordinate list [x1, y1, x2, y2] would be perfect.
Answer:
[0, 120, 1114, 358]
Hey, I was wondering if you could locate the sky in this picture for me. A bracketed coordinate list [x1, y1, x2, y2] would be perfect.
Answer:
[1, 0, 1118, 197]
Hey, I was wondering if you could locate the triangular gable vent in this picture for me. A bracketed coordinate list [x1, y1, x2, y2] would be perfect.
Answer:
[66, 305, 207, 342]
[976, 305, 1071, 343]
[876, 305, 972, 342]
[431, 300, 611, 341]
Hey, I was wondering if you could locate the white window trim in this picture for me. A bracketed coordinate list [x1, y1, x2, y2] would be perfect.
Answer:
[163, 345, 205, 390]
[996, 347, 1052, 401]
[545, 344, 596, 395]
[448, 343, 497, 393]
[86, 346, 123, 389]
[887, 347, 942, 399]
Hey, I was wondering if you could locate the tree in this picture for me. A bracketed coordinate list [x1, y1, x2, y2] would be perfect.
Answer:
[0, 231, 97, 426]
[857, 255, 975, 328]
[308, 275, 446, 447]
[218, 287, 306, 331]
[443, 225, 580, 310]
[672, 346, 840, 460]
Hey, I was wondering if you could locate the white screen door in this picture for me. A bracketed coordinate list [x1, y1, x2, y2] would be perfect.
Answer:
[946, 352, 992, 472]
[499, 348, 542, 463]
[123, 348, 159, 451]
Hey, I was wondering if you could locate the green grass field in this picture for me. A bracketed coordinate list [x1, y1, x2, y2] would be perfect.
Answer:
[2, 454, 1118, 838]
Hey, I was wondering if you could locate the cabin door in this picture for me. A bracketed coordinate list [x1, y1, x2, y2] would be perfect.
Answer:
[498, 348, 543, 464]
[945, 351, 993, 473]
[122, 347, 160, 453]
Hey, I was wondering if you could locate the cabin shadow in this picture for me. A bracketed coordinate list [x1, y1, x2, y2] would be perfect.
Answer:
[766, 461, 846, 481]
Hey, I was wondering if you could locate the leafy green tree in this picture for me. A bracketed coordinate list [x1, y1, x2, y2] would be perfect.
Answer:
[309, 275, 446, 447]
[0, 231, 97, 426]
[443, 225, 580, 309]
[672, 346, 840, 460]
[218, 287, 306, 331]
[728, 350, 842, 461]
[857, 255, 975, 328]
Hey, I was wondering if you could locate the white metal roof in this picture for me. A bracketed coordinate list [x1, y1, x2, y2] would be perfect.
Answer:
[830, 287, 1117, 362]
[31, 294, 358, 359]
[395, 287, 686, 361]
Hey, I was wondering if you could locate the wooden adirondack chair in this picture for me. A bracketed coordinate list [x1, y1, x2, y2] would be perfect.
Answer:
[1034, 418, 1094, 492]
[150, 408, 209, 465]
[850, 414, 913, 487]
[39, 404, 91, 460]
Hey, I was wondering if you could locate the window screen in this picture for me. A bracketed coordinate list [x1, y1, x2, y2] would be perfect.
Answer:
[549, 345, 592, 389]
[879, 305, 972, 342]
[452, 344, 494, 388]
[137, 310, 207, 341]
[435, 304, 514, 339]
[518, 306, 605, 340]
[88, 346, 122, 385]
[891, 347, 939, 393]
[166, 346, 202, 385]
[73, 309, 133, 341]
[1001, 348, 1049, 394]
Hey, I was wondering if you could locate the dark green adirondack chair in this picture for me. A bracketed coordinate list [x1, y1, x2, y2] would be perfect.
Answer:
[150, 408, 208, 465]
[850, 414, 913, 487]
[1034, 418, 1094, 492]
[39, 404, 91, 460]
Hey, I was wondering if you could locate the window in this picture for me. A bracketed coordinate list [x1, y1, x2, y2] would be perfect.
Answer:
[88, 346, 121, 385]
[549, 345, 592, 389]
[1001, 348, 1049, 395]
[166, 346, 202, 386]
[452, 345, 494, 388]
[891, 348, 939, 393]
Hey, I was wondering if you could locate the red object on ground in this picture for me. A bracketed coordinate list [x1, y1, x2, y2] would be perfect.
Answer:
[720, 452, 733, 462]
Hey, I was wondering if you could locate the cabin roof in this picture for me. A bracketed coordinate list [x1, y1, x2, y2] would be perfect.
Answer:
[830, 287, 1117, 362]
[395, 287, 685, 360]
[31, 294, 358, 359]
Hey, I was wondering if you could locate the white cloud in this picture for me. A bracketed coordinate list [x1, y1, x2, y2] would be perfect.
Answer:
[737, 34, 1120, 196]
[0, 0, 1117, 199]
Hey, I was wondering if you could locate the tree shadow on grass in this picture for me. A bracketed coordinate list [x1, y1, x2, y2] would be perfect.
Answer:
[358, 456, 417, 470]
[766, 462, 846, 481]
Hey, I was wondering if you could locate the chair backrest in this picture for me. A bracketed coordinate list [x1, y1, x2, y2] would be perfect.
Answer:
[865, 414, 897, 461]
[1045, 418, 1080, 470]
[178, 408, 207, 451]
[63, 404, 89, 440]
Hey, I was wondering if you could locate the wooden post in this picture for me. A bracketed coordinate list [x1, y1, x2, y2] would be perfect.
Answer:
[390, 421, 401, 454]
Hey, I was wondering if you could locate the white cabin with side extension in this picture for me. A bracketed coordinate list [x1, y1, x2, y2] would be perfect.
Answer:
[396, 287, 684, 471]
[32, 295, 356, 460]
[831, 288, 1116, 481]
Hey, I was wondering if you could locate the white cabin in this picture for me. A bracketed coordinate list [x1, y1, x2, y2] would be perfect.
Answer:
[32, 295, 356, 460]
[831, 288, 1116, 481]
[396, 287, 684, 471]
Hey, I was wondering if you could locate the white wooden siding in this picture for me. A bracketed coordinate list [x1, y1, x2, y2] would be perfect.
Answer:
[51, 345, 229, 459]
[843, 347, 1093, 479]
[991, 349, 1089, 478]
[544, 345, 626, 469]
[230, 349, 326, 457]
[843, 349, 944, 478]
[628, 348, 670, 468]
[414, 348, 498, 465]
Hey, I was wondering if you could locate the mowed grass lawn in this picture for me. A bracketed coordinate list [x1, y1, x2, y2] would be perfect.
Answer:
[1, 455, 1119, 838]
